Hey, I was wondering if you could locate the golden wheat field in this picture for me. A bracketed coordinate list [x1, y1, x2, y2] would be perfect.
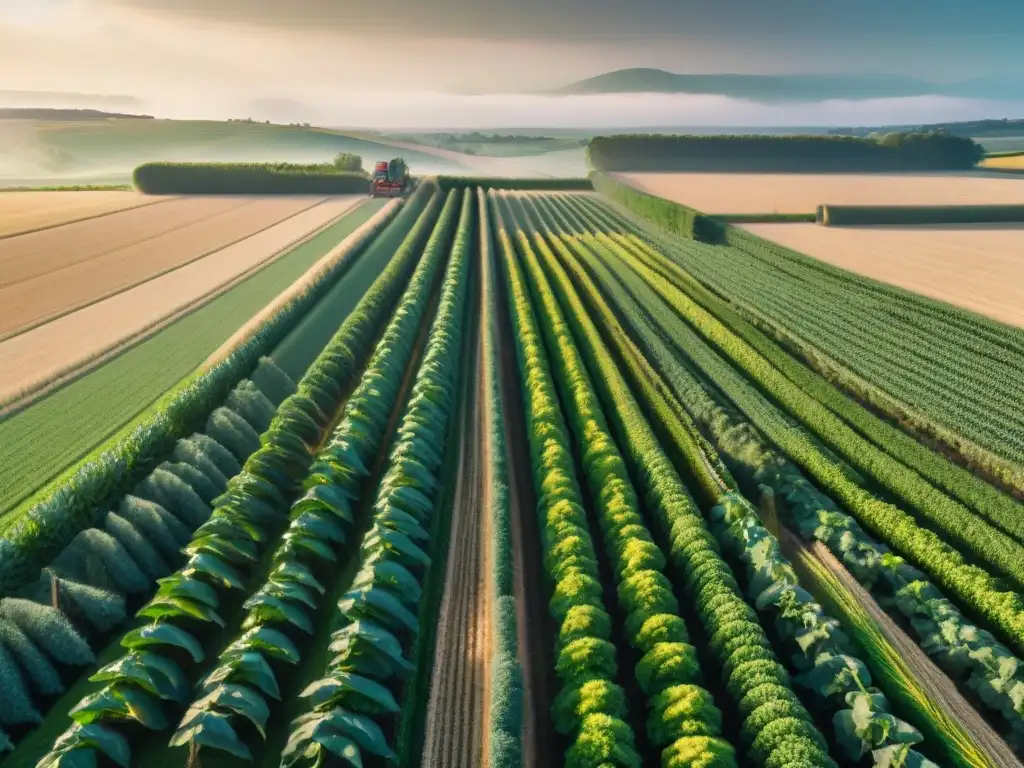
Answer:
[615, 171, 1024, 213]
[0, 190, 164, 238]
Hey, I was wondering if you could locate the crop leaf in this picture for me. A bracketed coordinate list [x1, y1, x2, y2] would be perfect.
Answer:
[70, 685, 168, 730]
[169, 708, 252, 760]
[185, 535, 258, 564]
[242, 593, 314, 634]
[338, 587, 418, 633]
[121, 624, 205, 663]
[137, 596, 225, 627]
[271, 561, 326, 594]
[191, 683, 270, 737]
[90, 651, 188, 702]
[361, 528, 430, 567]
[227, 626, 301, 664]
[154, 574, 219, 607]
[351, 561, 421, 605]
[184, 553, 244, 590]
[206, 651, 281, 699]
[43, 724, 131, 768]
[299, 672, 399, 715]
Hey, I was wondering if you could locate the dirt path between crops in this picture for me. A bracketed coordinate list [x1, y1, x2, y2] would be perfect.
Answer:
[784, 530, 1023, 768]
[0, 197, 361, 409]
[494, 242, 550, 768]
[0, 196, 328, 337]
[421, 280, 494, 767]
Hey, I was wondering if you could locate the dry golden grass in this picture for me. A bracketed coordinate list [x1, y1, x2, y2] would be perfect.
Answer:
[982, 155, 1024, 170]
[742, 221, 1024, 327]
[615, 171, 1024, 213]
[0, 197, 361, 407]
[0, 191, 163, 238]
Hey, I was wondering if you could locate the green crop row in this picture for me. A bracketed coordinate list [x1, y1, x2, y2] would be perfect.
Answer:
[579, 213, 1024, 547]
[133, 163, 369, 195]
[608, 230, 1024, 593]
[597, 189, 1024, 482]
[528, 191, 972, 766]
[547, 195, 1024, 758]
[0, 191, 414, 597]
[161, 189, 461, 764]
[501, 192, 743, 766]
[491, 194, 644, 766]
[576, 216, 1024, 658]
[521, 192, 877, 767]
[0, 364, 291, 753]
[478, 188, 524, 767]
[281, 189, 471, 766]
[28, 190, 448, 768]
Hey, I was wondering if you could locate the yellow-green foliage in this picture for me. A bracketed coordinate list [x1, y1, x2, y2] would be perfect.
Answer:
[648, 685, 723, 747]
[565, 713, 643, 768]
[661, 736, 738, 768]
[554, 679, 628, 735]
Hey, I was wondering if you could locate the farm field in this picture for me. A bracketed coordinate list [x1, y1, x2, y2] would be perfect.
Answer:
[0, 196, 363, 406]
[1, 179, 1024, 768]
[614, 170, 1024, 213]
[0, 190, 163, 237]
[0, 198, 388, 516]
[740, 221, 1024, 327]
[0, 196, 330, 337]
[982, 152, 1024, 171]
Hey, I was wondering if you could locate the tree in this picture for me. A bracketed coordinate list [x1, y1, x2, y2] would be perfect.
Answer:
[332, 153, 363, 172]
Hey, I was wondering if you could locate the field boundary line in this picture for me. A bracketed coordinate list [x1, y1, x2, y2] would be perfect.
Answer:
[0, 196, 331, 343]
[0, 194, 175, 242]
[201, 197, 400, 370]
[0, 198, 369, 418]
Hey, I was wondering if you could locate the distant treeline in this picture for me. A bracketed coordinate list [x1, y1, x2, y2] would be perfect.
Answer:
[817, 203, 1024, 226]
[133, 162, 369, 195]
[586, 131, 985, 172]
[0, 108, 154, 120]
[829, 118, 1024, 139]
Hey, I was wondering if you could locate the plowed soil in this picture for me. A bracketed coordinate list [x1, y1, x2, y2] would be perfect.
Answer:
[0, 196, 327, 336]
[0, 191, 162, 238]
[422, 280, 493, 767]
[741, 222, 1024, 328]
[0, 197, 361, 406]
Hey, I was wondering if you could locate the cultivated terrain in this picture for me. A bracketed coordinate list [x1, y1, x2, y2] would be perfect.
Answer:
[0, 121, 1022, 768]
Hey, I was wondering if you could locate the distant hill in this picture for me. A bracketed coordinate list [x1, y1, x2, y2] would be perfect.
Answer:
[0, 90, 145, 109]
[0, 108, 153, 121]
[549, 68, 1024, 102]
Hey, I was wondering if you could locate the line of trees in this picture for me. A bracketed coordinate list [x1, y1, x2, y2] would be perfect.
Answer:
[586, 131, 985, 172]
[133, 162, 369, 194]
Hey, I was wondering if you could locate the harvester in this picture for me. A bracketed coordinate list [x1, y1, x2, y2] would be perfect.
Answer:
[370, 157, 410, 198]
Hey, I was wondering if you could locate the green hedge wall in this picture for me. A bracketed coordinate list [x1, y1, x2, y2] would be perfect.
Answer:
[587, 132, 984, 172]
[133, 162, 370, 194]
[590, 172, 723, 243]
[817, 203, 1024, 226]
[435, 175, 592, 191]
